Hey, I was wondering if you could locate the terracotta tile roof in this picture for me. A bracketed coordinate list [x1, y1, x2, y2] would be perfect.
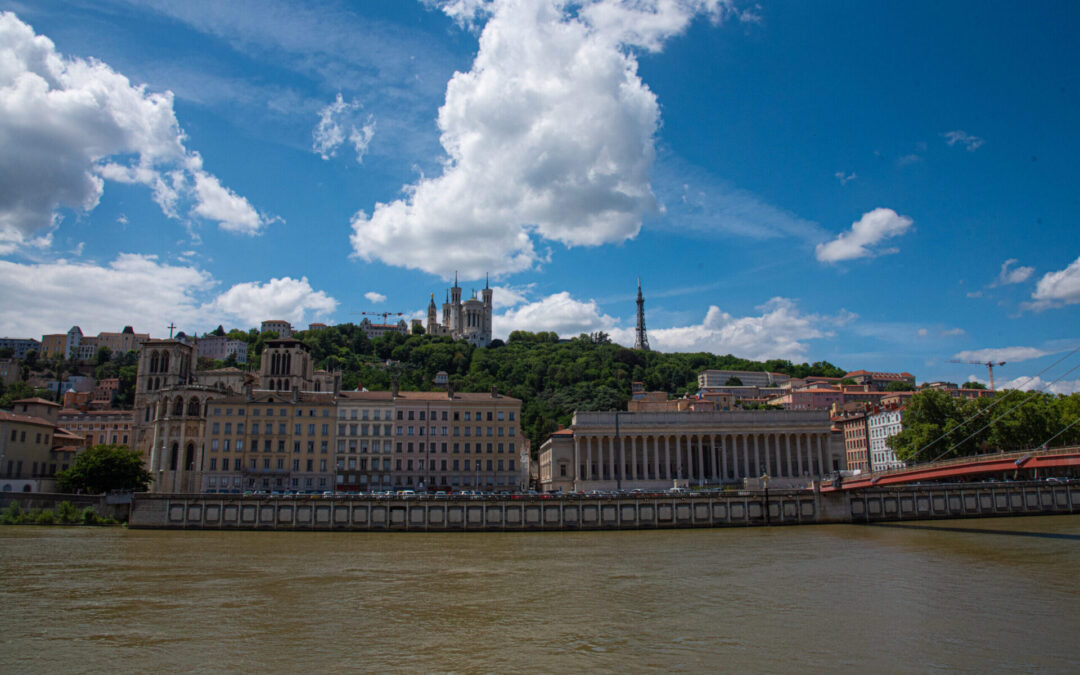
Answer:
[12, 397, 60, 407]
[0, 411, 55, 426]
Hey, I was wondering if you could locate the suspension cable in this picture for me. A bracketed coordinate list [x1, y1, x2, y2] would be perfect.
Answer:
[928, 360, 1080, 463]
[908, 344, 1080, 462]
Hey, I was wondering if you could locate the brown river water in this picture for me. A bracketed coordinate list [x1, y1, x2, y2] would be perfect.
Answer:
[2, 515, 1079, 673]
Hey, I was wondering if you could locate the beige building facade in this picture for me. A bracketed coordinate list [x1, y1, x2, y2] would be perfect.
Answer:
[1, 398, 82, 492]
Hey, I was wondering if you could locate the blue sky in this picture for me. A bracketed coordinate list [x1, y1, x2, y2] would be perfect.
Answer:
[0, 0, 1077, 391]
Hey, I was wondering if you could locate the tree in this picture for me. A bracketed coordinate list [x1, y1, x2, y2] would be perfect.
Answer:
[0, 347, 13, 358]
[211, 324, 226, 336]
[839, 377, 856, 386]
[724, 376, 743, 386]
[56, 445, 152, 494]
[964, 381, 987, 390]
[95, 345, 113, 366]
[884, 381, 914, 392]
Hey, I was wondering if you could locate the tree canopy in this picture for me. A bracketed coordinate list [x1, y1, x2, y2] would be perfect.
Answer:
[268, 326, 848, 455]
[887, 389, 1080, 462]
[56, 444, 152, 494]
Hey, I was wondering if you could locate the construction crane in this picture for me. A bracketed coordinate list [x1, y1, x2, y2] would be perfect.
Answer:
[351, 311, 404, 324]
[948, 359, 1006, 391]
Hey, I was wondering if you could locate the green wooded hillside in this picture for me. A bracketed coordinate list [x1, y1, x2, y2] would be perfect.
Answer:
[228, 326, 846, 455]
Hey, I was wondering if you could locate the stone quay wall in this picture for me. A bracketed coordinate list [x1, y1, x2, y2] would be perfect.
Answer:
[128, 481, 1079, 531]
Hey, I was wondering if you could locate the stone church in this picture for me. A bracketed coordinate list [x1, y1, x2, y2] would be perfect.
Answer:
[426, 273, 493, 347]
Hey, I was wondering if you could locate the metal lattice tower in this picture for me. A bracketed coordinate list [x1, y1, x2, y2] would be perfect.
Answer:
[634, 277, 650, 351]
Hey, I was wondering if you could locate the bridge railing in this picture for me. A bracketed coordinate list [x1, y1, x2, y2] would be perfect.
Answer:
[865, 444, 1080, 482]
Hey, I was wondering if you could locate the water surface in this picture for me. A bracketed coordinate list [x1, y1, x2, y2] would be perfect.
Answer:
[3, 515, 1079, 672]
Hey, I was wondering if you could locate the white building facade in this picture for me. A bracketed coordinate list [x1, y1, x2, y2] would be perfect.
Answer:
[867, 408, 906, 471]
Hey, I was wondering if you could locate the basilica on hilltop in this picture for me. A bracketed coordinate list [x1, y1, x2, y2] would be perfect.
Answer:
[426, 273, 493, 347]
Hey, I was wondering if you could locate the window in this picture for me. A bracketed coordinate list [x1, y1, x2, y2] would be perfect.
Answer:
[294, 424, 302, 434]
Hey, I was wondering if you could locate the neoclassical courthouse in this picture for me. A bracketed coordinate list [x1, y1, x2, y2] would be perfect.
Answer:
[539, 409, 843, 493]
[425, 273, 493, 347]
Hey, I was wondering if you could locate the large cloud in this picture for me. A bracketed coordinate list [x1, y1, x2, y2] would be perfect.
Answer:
[0, 12, 269, 248]
[1024, 256, 1080, 311]
[953, 346, 1053, 363]
[815, 208, 913, 264]
[642, 297, 854, 361]
[351, 0, 727, 278]
[0, 255, 336, 337]
[984, 376, 1080, 396]
[493, 291, 619, 337]
[208, 277, 338, 327]
[493, 289, 849, 361]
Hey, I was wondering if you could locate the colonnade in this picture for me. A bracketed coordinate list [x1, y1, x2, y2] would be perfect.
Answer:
[572, 431, 831, 486]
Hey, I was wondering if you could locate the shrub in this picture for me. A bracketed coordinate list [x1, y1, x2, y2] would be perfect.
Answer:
[56, 501, 79, 524]
[81, 507, 99, 525]
[0, 501, 23, 525]
[35, 509, 56, 525]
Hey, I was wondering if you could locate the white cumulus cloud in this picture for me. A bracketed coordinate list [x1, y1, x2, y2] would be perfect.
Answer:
[210, 277, 338, 327]
[992, 258, 1034, 286]
[815, 208, 914, 263]
[352, 0, 728, 279]
[942, 130, 984, 152]
[493, 291, 619, 338]
[493, 289, 852, 361]
[952, 346, 1053, 363]
[0, 12, 270, 247]
[980, 376, 1080, 396]
[0, 255, 338, 337]
[312, 93, 376, 163]
[1024, 255, 1080, 311]
[364, 291, 387, 303]
[640, 297, 854, 361]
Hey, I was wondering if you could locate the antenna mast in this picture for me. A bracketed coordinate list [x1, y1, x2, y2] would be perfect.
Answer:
[634, 278, 650, 351]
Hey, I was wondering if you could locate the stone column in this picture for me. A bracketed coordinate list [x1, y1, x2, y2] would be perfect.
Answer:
[573, 436, 580, 489]
[741, 434, 749, 480]
[817, 434, 826, 476]
[651, 435, 659, 480]
[720, 434, 728, 481]
[699, 436, 708, 483]
[586, 439, 593, 481]
[630, 436, 638, 481]
[762, 433, 771, 477]
[791, 434, 800, 477]
[675, 435, 683, 480]
[710, 435, 718, 482]
[607, 436, 615, 481]
[664, 436, 671, 480]
[752, 434, 760, 478]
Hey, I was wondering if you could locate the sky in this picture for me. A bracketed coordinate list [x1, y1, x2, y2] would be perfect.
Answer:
[0, 0, 1077, 392]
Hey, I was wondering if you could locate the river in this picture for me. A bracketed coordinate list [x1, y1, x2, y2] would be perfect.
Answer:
[3, 515, 1079, 672]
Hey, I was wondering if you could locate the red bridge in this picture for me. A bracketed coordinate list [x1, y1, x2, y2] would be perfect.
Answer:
[820, 445, 1080, 492]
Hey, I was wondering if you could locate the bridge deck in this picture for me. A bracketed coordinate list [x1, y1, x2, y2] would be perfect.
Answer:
[821, 446, 1080, 492]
